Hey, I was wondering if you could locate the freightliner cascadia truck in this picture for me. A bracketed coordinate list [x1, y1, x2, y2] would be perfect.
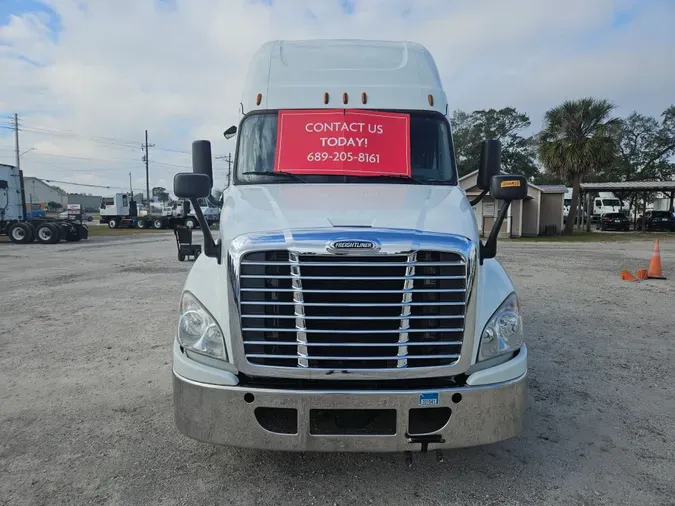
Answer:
[171, 39, 528, 454]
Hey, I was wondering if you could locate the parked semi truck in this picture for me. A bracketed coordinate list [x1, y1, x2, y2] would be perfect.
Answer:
[171, 39, 529, 454]
[1, 163, 89, 244]
[100, 193, 219, 229]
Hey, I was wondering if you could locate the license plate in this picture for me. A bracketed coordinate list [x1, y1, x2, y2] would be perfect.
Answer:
[614, 220, 620, 223]
[419, 392, 440, 406]
[662, 218, 668, 221]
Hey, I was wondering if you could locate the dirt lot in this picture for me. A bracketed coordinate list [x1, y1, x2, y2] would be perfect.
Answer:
[1, 233, 674, 506]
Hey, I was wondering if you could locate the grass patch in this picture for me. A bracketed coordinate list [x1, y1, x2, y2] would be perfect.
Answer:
[510, 231, 674, 243]
[86, 227, 172, 237]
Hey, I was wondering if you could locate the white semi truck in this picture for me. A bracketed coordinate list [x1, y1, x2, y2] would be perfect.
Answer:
[171, 39, 528, 454]
[99, 193, 219, 229]
[1, 164, 89, 244]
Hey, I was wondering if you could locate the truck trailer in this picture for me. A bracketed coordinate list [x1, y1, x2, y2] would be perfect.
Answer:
[1, 164, 89, 245]
[170, 39, 529, 454]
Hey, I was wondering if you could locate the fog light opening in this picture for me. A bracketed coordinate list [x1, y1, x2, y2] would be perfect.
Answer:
[408, 407, 451, 435]
[452, 393, 462, 404]
[255, 407, 298, 435]
[244, 393, 255, 404]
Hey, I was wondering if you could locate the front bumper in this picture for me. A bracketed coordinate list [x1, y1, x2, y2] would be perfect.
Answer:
[173, 366, 527, 452]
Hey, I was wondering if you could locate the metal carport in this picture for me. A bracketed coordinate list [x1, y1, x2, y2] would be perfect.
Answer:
[577, 181, 675, 231]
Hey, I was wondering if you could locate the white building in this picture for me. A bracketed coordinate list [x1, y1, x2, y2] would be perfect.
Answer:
[460, 170, 566, 237]
[23, 177, 68, 209]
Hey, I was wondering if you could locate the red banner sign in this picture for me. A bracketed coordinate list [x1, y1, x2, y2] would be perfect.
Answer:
[274, 109, 411, 177]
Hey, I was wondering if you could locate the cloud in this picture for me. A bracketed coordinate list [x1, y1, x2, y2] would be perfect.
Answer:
[0, 0, 673, 195]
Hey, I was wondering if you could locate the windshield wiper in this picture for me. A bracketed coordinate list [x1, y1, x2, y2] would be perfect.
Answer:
[241, 171, 305, 183]
[357, 175, 423, 184]
[420, 179, 454, 185]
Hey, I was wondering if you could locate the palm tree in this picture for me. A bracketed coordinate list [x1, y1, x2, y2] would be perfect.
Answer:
[538, 98, 620, 234]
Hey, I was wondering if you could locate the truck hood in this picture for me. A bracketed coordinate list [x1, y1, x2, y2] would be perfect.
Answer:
[220, 184, 479, 243]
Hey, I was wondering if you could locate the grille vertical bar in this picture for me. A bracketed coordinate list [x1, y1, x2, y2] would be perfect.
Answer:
[397, 252, 416, 368]
[289, 252, 308, 368]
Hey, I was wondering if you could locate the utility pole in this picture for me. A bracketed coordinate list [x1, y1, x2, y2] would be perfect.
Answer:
[129, 172, 133, 194]
[13, 113, 20, 171]
[216, 153, 233, 186]
[141, 130, 154, 205]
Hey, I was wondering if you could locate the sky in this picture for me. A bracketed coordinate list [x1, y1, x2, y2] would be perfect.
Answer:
[1, 0, 674, 197]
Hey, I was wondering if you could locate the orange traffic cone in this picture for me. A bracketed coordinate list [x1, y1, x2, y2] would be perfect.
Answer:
[636, 268, 648, 280]
[647, 240, 666, 280]
[620, 269, 639, 281]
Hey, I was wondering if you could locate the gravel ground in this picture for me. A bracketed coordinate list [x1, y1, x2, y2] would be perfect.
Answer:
[1, 233, 674, 506]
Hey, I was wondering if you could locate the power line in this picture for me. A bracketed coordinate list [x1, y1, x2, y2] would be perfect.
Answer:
[0, 120, 198, 157]
[41, 178, 127, 189]
[28, 150, 143, 164]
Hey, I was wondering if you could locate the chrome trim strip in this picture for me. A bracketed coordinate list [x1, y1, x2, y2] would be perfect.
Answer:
[241, 314, 465, 320]
[227, 227, 478, 380]
[241, 327, 463, 334]
[240, 288, 466, 294]
[241, 261, 465, 267]
[240, 274, 465, 280]
[239, 301, 465, 307]
[242, 340, 463, 347]
[244, 353, 461, 361]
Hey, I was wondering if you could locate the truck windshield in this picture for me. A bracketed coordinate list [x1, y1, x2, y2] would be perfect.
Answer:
[234, 111, 457, 185]
[602, 199, 621, 207]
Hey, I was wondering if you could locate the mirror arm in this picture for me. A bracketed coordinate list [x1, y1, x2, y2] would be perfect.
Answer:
[479, 199, 512, 264]
[469, 189, 488, 207]
[189, 199, 221, 263]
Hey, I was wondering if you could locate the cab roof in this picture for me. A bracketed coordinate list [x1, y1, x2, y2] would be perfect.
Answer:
[241, 39, 448, 115]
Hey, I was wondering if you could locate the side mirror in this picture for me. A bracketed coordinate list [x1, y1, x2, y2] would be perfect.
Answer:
[223, 125, 237, 140]
[174, 173, 211, 199]
[477, 139, 501, 191]
[480, 173, 528, 264]
[174, 169, 220, 261]
[192, 140, 213, 188]
[490, 174, 528, 201]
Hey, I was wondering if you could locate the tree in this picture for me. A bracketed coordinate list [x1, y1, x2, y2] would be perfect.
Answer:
[538, 98, 620, 234]
[452, 107, 539, 180]
[603, 106, 675, 183]
[47, 201, 61, 211]
[152, 186, 170, 203]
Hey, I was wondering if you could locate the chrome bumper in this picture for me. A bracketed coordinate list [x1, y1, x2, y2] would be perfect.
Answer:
[173, 371, 526, 452]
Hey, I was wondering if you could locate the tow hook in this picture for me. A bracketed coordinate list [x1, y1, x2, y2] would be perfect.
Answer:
[404, 434, 446, 467]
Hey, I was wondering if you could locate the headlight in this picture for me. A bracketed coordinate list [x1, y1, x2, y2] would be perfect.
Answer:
[477, 292, 523, 362]
[178, 291, 227, 361]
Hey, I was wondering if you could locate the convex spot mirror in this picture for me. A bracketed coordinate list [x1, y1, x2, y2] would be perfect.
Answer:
[477, 139, 501, 191]
[490, 174, 528, 201]
[174, 173, 211, 199]
[223, 125, 237, 140]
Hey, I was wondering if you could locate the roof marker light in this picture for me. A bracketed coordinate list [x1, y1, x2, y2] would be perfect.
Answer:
[324, 92, 329, 104]
[428, 94, 434, 106]
[256, 93, 262, 106]
[361, 92, 367, 104]
[343, 92, 348, 105]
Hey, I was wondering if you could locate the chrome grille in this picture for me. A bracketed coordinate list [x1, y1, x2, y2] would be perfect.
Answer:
[239, 250, 467, 370]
